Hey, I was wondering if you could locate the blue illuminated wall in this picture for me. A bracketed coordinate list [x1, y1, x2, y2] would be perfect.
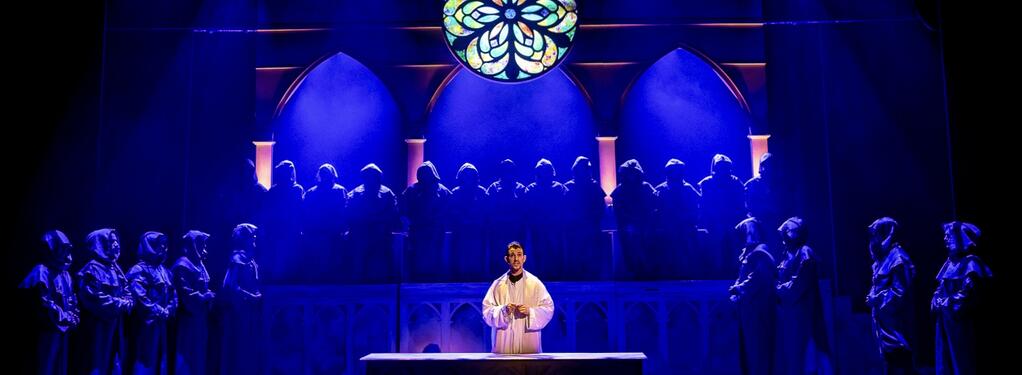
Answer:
[619, 48, 756, 183]
[274, 52, 403, 189]
[425, 68, 597, 182]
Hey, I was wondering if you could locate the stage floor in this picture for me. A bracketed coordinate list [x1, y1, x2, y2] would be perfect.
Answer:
[361, 352, 646, 374]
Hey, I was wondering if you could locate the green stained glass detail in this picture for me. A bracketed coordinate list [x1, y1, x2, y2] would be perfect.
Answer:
[444, 0, 577, 83]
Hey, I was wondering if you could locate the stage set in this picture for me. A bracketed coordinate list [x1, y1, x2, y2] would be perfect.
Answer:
[10, 0, 1001, 374]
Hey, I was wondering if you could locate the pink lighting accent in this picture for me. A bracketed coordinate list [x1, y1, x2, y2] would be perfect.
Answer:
[253, 141, 275, 189]
[406, 139, 426, 187]
[748, 135, 770, 177]
[596, 136, 618, 205]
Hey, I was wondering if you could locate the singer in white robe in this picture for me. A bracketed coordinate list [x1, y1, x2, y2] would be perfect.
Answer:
[482, 241, 555, 354]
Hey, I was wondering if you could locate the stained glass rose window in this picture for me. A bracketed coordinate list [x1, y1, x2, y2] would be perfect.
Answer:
[443, 0, 578, 82]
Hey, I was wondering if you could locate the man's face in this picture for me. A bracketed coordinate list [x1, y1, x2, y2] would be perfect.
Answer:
[868, 225, 881, 245]
[55, 243, 73, 271]
[417, 166, 436, 185]
[108, 233, 121, 260]
[536, 165, 554, 182]
[713, 161, 732, 176]
[362, 171, 382, 187]
[500, 171, 515, 183]
[157, 237, 169, 255]
[944, 231, 962, 255]
[758, 159, 771, 179]
[196, 237, 208, 260]
[318, 168, 334, 184]
[737, 225, 756, 247]
[666, 165, 683, 183]
[152, 236, 169, 262]
[459, 169, 479, 187]
[779, 228, 796, 246]
[505, 248, 526, 273]
[574, 163, 591, 181]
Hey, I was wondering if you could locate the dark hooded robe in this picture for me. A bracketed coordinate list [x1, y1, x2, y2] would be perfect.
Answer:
[563, 156, 608, 280]
[263, 160, 305, 282]
[730, 218, 776, 375]
[449, 163, 489, 281]
[867, 217, 916, 374]
[226, 159, 266, 228]
[485, 159, 527, 276]
[303, 163, 348, 282]
[744, 154, 780, 230]
[127, 231, 178, 374]
[775, 217, 831, 375]
[347, 164, 400, 283]
[171, 231, 214, 375]
[77, 228, 134, 375]
[744, 153, 784, 257]
[611, 159, 656, 280]
[19, 230, 78, 375]
[220, 224, 263, 375]
[654, 159, 701, 279]
[523, 159, 567, 278]
[932, 222, 993, 375]
[699, 154, 747, 276]
[400, 161, 451, 282]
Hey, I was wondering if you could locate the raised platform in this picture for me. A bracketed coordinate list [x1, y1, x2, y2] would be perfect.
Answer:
[258, 280, 837, 374]
[361, 352, 646, 374]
